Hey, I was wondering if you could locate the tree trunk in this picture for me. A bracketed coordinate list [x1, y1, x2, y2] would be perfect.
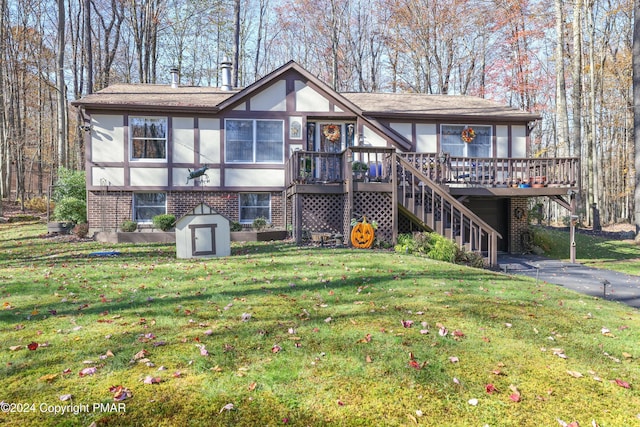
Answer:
[634, 0, 640, 237]
[232, 0, 240, 88]
[84, 0, 93, 94]
[0, 0, 5, 213]
[57, 0, 67, 169]
[554, 0, 569, 154]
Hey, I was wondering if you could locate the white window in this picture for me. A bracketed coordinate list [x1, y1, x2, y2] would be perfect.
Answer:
[239, 193, 271, 224]
[130, 117, 167, 160]
[133, 193, 166, 223]
[441, 125, 492, 157]
[225, 119, 284, 163]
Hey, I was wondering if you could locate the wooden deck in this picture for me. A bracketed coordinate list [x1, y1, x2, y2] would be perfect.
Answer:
[285, 147, 580, 266]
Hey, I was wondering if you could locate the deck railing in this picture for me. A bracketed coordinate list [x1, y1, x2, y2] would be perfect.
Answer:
[287, 147, 395, 184]
[398, 153, 579, 187]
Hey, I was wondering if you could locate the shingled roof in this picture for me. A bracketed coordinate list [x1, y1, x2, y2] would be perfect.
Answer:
[73, 62, 539, 123]
[73, 84, 238, 111]
[342, 93, 540, 121]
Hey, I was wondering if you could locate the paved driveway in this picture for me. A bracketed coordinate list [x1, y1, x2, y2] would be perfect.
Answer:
[497, 254, 640, 309]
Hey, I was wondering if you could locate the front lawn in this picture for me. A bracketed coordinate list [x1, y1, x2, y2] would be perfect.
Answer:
[1, 222, 638, 426]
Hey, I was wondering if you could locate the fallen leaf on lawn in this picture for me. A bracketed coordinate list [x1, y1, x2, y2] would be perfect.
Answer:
[552, 348, 568, 359]
[143, 376, 161, 384]
[567, 370, 583, 378]
[401, 320, 413, 328]
[453, 330, 465, 339]
[271, 344, 282, 353]
[485, 384, 497, 394]
[241, 313, 252, 322]
[9, 345, 22, 351]
[449, 356, 459, 363]
[622, 352, 633, 359]
[79, 367, 97, 377]
[337, 400, 345, 406]
[39, 373, 58, 382]
[219, 403, 235, 413]
[324, 317, 332, 323]
[248, 382, 257, 391]
[420, 329, 429, 335]
[438, 326, 448, 337]
[133, 349, 149, 360]
[509, 385, 521, 402]
[601, 327, 615, 337]
[109, 385, 132, 401]
[59, 394, 72, 401]
[210, 365, 223, 373]
[468, 398, 478, 406]
[358, 334, 372, 343]
[614, 378, 631, 389]
[198, 345, 209, 357]
[453, 377, 461, 386]
[408, 352, 428, 370]
[505, 323, 512, 328]
[27, 342, 39, 351]
[366, 355, 373, 363]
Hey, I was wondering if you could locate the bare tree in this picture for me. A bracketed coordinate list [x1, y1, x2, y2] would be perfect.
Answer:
[634, 0, 640, 236]
[57, 0, 67, 168]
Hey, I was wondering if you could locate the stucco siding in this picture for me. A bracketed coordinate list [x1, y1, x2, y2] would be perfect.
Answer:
[92, 167, 125, 187]
[172, 117, 195, 163]
[91, 114, 124, 162]
[294, 80, 330, 112]
[130, 167, 168, 187]
[225, 169, 285, 187]
[250, 80, 287, 111]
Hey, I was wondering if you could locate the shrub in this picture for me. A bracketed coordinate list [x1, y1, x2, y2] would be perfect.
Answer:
[73, 223, 89, 238]
[230, 221, 243, 232]
[53, 167, 86, 202]
[121, 220, 138, 232]
[25, 197, 54, 213]
[53, 197, 87, 224]
[252, 217, 268, 231]
[395, 232, 463, 264]
[152, 214, 176, 231]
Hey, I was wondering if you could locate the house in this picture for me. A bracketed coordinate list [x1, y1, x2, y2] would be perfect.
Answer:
[72, 60, 579, 266]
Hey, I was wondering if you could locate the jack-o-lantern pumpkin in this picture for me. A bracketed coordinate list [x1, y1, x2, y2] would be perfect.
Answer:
[351, 216, 375, 249]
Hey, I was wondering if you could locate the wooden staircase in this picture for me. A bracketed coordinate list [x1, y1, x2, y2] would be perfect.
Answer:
[396, 157, 502, 267]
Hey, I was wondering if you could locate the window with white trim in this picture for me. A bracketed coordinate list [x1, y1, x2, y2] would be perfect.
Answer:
[133, 193, 166, 223]
[130, 117, 167, 160]
[239, 193, 271, 224]
[441, 125, 492, 157]
[225, 119, 284, 163]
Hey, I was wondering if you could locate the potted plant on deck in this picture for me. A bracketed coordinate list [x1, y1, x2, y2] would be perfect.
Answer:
[352, 161, 369, 181]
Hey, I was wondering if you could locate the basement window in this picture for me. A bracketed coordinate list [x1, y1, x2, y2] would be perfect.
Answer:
[133, 192, 167, 223]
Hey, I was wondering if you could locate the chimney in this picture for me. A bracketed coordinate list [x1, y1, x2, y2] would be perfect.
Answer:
[170, 67, 179, 88]
[220, 58, 232, 91]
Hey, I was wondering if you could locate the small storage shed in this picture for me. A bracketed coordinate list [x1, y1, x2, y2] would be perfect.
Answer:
[175, 203, 231, 259]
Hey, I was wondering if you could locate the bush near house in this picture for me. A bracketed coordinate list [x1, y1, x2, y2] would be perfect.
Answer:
[52, 167, 87, 224]
[152, 214, 176, 231]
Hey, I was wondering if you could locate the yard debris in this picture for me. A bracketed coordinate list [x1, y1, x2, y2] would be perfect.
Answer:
[109, 385, 132, 401]
[219, 403, 235, 413]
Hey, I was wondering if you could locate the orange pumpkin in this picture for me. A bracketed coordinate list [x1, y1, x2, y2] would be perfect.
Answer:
[351, 216, 375, 249]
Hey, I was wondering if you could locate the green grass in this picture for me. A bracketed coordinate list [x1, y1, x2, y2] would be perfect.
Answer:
[1, 222, 639, 426]
[532, 226, 640, 276]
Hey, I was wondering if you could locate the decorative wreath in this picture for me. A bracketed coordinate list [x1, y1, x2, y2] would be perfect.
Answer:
[461, 127, 476, 143]
[514, 207, 526, 220]
[323, 124, 341, 143]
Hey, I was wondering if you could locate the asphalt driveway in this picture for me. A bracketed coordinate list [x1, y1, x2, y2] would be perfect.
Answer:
[497, 254, 640, 309]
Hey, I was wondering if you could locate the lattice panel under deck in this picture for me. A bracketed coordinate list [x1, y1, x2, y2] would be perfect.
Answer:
[300, 194, 344, 234]
[353, 192, 393, 243]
